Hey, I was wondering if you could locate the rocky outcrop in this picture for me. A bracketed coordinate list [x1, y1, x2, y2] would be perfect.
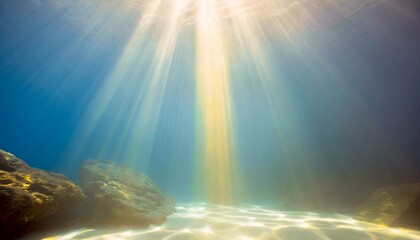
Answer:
[0, 149, 86, 238]
[354, 183, 420, 229]
[80, 160, 175, 227]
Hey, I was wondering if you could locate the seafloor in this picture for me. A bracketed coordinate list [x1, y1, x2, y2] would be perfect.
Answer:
[41, 203, 420, 240]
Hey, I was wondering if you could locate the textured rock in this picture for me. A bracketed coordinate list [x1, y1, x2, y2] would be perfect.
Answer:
[0, 149, 86, 238]
[80, 160, 175, 227]
[354, 183, 420, 229]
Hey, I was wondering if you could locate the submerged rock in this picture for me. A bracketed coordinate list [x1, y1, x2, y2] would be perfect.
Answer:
[354, 183, 420, 229]
[80, 160, 175, 227]
[0, 149, 86, 238]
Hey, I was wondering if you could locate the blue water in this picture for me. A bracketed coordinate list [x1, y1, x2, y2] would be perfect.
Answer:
[0, 0, 420, 210]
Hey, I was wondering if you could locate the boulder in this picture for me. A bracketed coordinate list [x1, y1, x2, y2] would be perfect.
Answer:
[354, 183, 420, 229]
[80, 160, 175, 227]
[0, 149, 86, 238]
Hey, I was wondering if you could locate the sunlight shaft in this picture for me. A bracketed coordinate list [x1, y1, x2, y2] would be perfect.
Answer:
[195, 0, 237, 204]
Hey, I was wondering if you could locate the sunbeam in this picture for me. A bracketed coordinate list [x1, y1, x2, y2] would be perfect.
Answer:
[195, 0, 237, 204]
[63, 0, 397, 204]
[2, 0, 420, 239]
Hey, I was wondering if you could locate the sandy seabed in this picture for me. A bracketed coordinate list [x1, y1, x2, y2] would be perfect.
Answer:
[43, 203, 420, 240]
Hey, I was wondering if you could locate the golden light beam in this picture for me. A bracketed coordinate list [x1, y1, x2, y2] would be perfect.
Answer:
[195, 0, 238, 204]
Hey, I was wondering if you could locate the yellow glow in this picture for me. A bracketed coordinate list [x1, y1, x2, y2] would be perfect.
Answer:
[195, 0, 237, 205]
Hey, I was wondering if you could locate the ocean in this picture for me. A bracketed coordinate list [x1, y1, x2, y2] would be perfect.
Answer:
[1, 1, 420, 239]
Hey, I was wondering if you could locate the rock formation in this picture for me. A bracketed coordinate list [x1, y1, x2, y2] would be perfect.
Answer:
[80, 160, 176, 227]
[354, 183, 420, 229]
[0, 149, 86, 238]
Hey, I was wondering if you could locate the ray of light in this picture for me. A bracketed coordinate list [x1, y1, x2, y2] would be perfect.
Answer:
[51, 0, 410, 205]
[195, 0, 237, 204]
[67, 0, 191, 169]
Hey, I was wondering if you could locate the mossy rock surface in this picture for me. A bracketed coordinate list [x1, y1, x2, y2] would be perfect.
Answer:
[0, 149, 85, 238]
[80, 160, 175, 227]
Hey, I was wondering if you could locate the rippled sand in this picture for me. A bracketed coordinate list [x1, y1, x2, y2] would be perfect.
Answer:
[44, 203, 420, 240]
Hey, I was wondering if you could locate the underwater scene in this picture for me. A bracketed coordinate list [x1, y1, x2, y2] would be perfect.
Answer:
[0, 0, 420, 239]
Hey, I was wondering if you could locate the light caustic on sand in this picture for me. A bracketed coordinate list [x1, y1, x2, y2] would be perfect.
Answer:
[45, 203, 420, 240]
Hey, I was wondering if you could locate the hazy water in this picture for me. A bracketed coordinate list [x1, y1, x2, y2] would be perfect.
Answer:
[0, 0, 420, 211]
